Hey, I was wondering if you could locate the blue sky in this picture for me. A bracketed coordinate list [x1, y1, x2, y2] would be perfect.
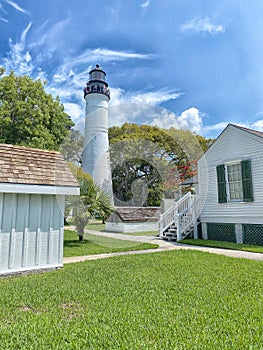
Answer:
[1, 0, 263, 138]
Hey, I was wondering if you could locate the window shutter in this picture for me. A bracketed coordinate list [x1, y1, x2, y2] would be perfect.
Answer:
[241, 159, 253, 202]
[216, 164, 227, 203]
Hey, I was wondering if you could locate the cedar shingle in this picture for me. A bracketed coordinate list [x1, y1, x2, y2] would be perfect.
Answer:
[109, 207, 160, 223]
[0, 144, 79, 187]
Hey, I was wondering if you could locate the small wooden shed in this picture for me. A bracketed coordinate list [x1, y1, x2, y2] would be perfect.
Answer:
[106, 207, 160, 233]
[0, 144, 79, 275]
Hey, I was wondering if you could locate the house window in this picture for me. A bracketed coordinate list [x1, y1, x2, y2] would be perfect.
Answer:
[216, 159, 253, 203]
[226, 163, 243, 200]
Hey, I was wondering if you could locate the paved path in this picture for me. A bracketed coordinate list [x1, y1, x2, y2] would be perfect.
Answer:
[63, 229, 263, 264]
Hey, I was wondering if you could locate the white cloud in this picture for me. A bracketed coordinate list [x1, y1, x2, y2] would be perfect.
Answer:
[63, 102, 83, 120]
[83, 48, 155, 62]
[20, 21, 32, 43]
[150, 107, 203, 133]
[251, 120, 263, 131]
[110, 87, 180, 106]
[181, 16, 224, 35]
[46, 48, 154, 88]
[2, 22, 34, 75]
[202, 121, 229, 133]
[141, 0, 150, 8]
[200, 119, 263, 138]
[5, 0, 29, 14]
[0, 17, 8, 22]
[107, 87, 182, 126]
[129, 90, 181, 105]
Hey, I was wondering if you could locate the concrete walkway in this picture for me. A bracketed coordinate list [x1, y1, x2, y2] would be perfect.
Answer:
[63, 229, 263, 264]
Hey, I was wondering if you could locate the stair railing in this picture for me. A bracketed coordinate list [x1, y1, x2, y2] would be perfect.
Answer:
[158, 192, 199, 240]
[177, 195, 198, 240]
[158, 192, 191, 238]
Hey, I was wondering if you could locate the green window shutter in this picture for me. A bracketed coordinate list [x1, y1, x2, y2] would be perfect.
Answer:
[216, 164, 227, 203]
[241, 159, 253, 202]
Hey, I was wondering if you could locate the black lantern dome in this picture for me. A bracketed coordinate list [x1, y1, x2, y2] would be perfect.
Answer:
[84, 64, 110, 99]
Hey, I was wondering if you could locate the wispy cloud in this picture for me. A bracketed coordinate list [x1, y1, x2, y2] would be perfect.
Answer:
[0, 3, 7, 13]
[201, 119, 263, 138]
[181, 16, 224, 35]
[5, 0, 29, 14]
[48, 47, 155, 85]
[2, 22, 34, 75]
[0, 17, 9, 22]
[110, 87, 181, 107]
[88, 48, 155, 61]
[20, 21, 32, 43]
[29, 18, 71, 54]
[141, 0, 150, 8]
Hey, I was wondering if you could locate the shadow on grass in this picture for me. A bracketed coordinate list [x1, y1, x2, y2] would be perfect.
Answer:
[63, 229, 159, 258]
[63, 240, 92, 249]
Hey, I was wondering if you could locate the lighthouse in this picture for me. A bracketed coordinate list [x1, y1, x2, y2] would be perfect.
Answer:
[82, 64, 113, 201]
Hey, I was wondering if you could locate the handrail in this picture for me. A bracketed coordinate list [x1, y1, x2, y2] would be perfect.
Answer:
[158, 192, 199, 240]
[158, 192, 192, 237]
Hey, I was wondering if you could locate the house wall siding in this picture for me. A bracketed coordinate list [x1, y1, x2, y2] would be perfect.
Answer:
[198, 126, 263, 224]
[0, 193, 65, 274]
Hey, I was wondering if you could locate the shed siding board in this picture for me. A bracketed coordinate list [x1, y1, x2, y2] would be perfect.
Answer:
[0, 193, 64, 274]
[57, 195, 65, 264]
[198, 125, 263, 224]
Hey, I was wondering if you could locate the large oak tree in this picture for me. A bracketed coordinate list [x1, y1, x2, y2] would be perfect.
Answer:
[0, 68, 73, 150]
[109, 123, 212, 206]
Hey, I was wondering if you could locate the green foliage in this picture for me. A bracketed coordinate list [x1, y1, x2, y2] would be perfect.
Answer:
[109, 123, 209, 204]
[0, 68, 73, 150]
[66, 165, 114, 237]
[63, 229, 158, 257]
[0, 251, 263, 348]
[196, 134, 214, 152]
[181, 239, 263, 253]
[60, 129, 84, 165]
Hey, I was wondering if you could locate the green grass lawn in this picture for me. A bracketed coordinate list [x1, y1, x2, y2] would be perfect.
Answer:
[180, 239, 263, 253]
[0, 250, 263, 349]
[85, 222, 158, 236]
[63, 229, 158, 257]
[85, 222, 106, 231]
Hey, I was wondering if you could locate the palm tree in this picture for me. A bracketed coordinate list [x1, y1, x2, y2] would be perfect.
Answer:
[66, 164, 114, 241]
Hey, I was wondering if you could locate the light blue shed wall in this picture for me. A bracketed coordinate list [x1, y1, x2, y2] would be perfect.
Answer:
[0, 193, 65, 274]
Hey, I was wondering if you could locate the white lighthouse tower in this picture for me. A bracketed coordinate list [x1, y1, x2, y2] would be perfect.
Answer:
[82, 64, 113, 201]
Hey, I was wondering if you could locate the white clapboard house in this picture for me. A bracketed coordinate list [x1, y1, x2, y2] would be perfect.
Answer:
[158, 124, 263, 245]
[0, 144, 79, 275]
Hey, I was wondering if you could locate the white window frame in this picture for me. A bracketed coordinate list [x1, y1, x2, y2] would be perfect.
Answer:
[224, 161, 243, 202]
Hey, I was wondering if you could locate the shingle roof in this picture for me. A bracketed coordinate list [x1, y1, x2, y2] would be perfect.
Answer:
[0, 144, 79, 187]
[231, 124, 263, 139]
[110, 207, 160, 223]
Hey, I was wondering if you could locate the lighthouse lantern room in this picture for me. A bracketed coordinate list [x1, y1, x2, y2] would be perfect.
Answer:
[84, 64, 110, 99]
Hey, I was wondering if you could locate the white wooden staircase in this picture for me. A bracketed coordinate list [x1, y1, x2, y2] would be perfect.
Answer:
[158, 192, 199, 241]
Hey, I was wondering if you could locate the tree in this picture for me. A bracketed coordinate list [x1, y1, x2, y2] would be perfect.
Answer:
[67, 164, 114, 240]
[60, 129, 84, 165]
[0, 68, 73, 150]
[109, 123, 210, 205]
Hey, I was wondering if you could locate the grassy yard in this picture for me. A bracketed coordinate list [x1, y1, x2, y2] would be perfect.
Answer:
[0, 250, 263, 349]
[85, 222, 158, 236]
[180, 239, 263, 253]
[63, 229, 158, 257]
[85, 222, 105, 232]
